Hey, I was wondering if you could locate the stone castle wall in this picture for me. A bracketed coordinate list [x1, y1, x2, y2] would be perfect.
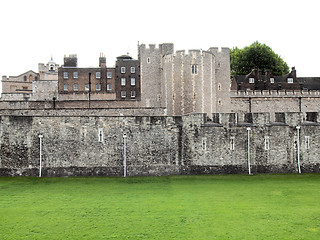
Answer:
[1, 111, 319, 177]
[230, 90, 320, 119]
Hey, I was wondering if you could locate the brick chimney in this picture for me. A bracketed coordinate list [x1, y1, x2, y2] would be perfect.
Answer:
[99, 53, 106, 68]
[64, 54, 77, 67]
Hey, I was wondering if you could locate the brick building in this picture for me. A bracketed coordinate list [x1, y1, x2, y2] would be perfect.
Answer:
[115, 55, 140, 100]
[58, 54, 115, 94]
[231, 67, 302, 91]
[58, 54, 140, 101]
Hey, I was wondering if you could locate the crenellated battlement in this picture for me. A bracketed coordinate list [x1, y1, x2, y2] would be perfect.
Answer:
[164, 49, 215, 59]
[208, 111, 320, 128]
[230, 90, 320, 98]
[139, 43, 174, 55]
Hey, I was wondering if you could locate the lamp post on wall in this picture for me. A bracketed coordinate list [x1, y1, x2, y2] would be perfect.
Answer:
[296, 126, 301, 174]
[246, 127, 252, 175]
[123, 133, 127, 177]
[88, 73, 92, 108]
[38, 134, 43, 177]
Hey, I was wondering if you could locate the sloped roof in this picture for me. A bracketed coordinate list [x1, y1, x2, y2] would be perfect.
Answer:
[298, 77, 320, 90]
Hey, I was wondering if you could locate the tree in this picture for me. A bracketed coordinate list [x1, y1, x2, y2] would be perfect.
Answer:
[230, 41, 289, 77]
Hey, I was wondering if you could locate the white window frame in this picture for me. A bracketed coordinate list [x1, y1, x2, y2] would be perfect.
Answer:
[264, 136, 270, 151]
[121, 78, 126, 86]
[73, 84, 78, 91]
[63, 72, 68, 79]
[121, 91, 126, 98]
[270, 78, 274, 83]
[63, 84, 68, 91]
[305, 136, 310, 149]
[130, 67, 135, 74]
[249, 77, 254, 83]
[98, 128, 103, 143]
[287, 78, 293, 83]
[131, 78, 136, 86]
[85, 84, 89, 91]
[96, 84, 101, 91]
[107, 72, 112, 79]
[121, 67, 126, 74]
[73, 72, 78, 79]
[96, 72, 101, 79]
[107, 84, 112, 91]
[131, 91, 136, 98]
[230, 137, 235, 150]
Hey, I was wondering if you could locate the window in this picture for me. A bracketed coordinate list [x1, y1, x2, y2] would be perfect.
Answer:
[121, 78, 126, 86]
[107, 84, 112, 91]
[22, 87, 28, 90]
[305, 136, 310, 149]
[96, 84, 101, 91]
[35, 76, 38, 81]
[85, 84, 89, 91]
[121, 67, 126, 73]
[264, 136, 270, 151]
[287, 78, 293, 83]
[218, 83, 221, 91]
[270, 78, 274, 83]
[249, 78, 254, 83]
[130, 67, 135, 73]
[191, 64, 198, 74]
[147, 57, 150, 63]
[96, 72, 101, 79]
[230, 137, 235, 150]
[202, 138, 207, 150]
[63, 72, 68, 79]
[73, 72, 78, 79]
[63, 84, 68, 91]
[131, 91, 136, 98]
[107, 72, 112, 79]
[73, 84, 78, 91]
[218, 99, 222, 106]
[121, 91, 126, 98]
[49, 64, 54, 71]
[24, 76, 27, 81]
[131, 78, 136, 86]
[98, 128, 103, 143]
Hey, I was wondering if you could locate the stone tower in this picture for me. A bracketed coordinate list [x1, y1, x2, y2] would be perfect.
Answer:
[138, 43, 174, 108]
[162, 49, 216, 116]
[138, 43, 231, 116]
[208, 47, 231, 113]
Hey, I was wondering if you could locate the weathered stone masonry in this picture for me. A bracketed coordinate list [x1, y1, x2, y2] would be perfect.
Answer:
[1, 111, 320, 176]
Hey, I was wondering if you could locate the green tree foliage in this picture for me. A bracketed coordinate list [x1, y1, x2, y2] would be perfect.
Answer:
[230, 41, 289, 76]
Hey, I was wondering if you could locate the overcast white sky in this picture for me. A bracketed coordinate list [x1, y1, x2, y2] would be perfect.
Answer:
[0, 0, 319, 82]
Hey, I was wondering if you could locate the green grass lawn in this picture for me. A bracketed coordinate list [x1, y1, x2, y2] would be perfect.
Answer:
[1, 174, 320, 240]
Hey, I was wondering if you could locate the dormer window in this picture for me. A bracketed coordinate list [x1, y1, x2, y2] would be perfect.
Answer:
[270, 78, 274, 83]
[287, 78, 293, 83]
[249, 78, 254, 83]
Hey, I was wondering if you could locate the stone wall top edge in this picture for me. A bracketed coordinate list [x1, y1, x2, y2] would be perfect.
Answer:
[230, 90, 320, 97]
[0, 114, 177, 118]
